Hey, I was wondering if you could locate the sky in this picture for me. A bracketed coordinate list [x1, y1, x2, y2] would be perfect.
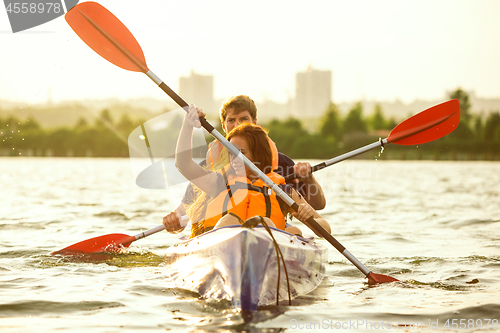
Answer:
[1, 0, 500, 109]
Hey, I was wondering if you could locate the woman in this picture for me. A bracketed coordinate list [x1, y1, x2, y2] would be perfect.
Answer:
[163, 105, 331, 237]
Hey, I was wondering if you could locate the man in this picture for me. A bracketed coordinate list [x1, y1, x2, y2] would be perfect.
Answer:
[163, 95, 326, 233]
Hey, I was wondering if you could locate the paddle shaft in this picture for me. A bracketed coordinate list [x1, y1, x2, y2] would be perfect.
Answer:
[284, 110, 456, 182]
[285, 140, 387, 183]
[145, 70, 373, 277]
[119, 215, 189, 245]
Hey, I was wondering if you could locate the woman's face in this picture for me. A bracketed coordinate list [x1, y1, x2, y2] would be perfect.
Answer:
[229, 135, 255, 179]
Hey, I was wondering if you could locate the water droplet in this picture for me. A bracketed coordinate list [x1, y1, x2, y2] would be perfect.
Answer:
[376, 144, 385, 159]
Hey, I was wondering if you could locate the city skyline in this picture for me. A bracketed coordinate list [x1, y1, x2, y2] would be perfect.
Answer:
[1, 0, 499, 108]
[174, 66, 332, 119]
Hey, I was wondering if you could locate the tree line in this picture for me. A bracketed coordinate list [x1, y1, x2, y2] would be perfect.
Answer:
[267, 89, 500, 160]
[1, 88, 499, 159]
[0, 110, 139, 157]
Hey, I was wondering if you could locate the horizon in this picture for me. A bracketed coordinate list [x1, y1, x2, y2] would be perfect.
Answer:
[2, 88, 499, 132]
[1, 88, 498, 110]
[1, 0, 500, 111]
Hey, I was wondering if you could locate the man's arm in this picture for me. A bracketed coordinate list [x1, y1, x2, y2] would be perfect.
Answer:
[293, 162, 326, 210]
[276, 153, 326, 210]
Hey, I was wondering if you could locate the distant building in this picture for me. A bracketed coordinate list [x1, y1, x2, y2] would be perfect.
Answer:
[178, 70, 215, 115]
[293, 67, 332, 118]
[256, 99, 293, 122]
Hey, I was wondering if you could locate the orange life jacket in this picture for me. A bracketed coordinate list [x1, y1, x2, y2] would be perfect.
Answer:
[207, 138, 279, 171]
[190, 172, 287, 238]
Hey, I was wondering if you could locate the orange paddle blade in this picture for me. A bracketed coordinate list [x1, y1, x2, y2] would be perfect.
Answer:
[51, 234, 135, 255]
[387, 99, 460, 145]
[367, 272, 400, 285]
[65, 2, 148, 73]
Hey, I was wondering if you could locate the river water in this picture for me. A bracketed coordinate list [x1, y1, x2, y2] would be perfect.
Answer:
[1, 158, 499, 332]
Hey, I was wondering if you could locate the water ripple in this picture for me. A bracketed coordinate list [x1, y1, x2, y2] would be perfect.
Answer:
[0, 300, 123, 316]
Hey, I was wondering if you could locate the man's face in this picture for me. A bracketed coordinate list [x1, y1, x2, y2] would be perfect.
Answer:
[222, 108, 257, 133]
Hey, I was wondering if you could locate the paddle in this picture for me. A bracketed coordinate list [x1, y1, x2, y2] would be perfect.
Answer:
[51, 216, 189, 255]
[285, 99, 460, 182]
[64, 2, 399, 284]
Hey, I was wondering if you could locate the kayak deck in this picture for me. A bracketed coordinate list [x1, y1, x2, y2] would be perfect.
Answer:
[164, 225, 328, 310]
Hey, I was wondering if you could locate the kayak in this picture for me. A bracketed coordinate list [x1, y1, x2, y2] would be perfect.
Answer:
[164, 225, 328, 310]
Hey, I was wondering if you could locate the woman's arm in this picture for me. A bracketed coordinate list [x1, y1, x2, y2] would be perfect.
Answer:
[175, 105, 219, 197]
[289, 188, 331, 234]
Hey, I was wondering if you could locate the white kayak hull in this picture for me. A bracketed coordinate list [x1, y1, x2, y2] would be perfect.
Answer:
[164, 225, 328, 310]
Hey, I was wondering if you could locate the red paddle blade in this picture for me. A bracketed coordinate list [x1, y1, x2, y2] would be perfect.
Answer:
[65, 2, 148, 73]
[387, 99, 460, 145]
[367, 272, 400, 285]
[51, 234, 135, 256]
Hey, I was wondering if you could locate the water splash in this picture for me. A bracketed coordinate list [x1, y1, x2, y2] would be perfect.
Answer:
[46, 247, 164, 267]
[375, 139, 385, 160]
[379, 145, 385, 156]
